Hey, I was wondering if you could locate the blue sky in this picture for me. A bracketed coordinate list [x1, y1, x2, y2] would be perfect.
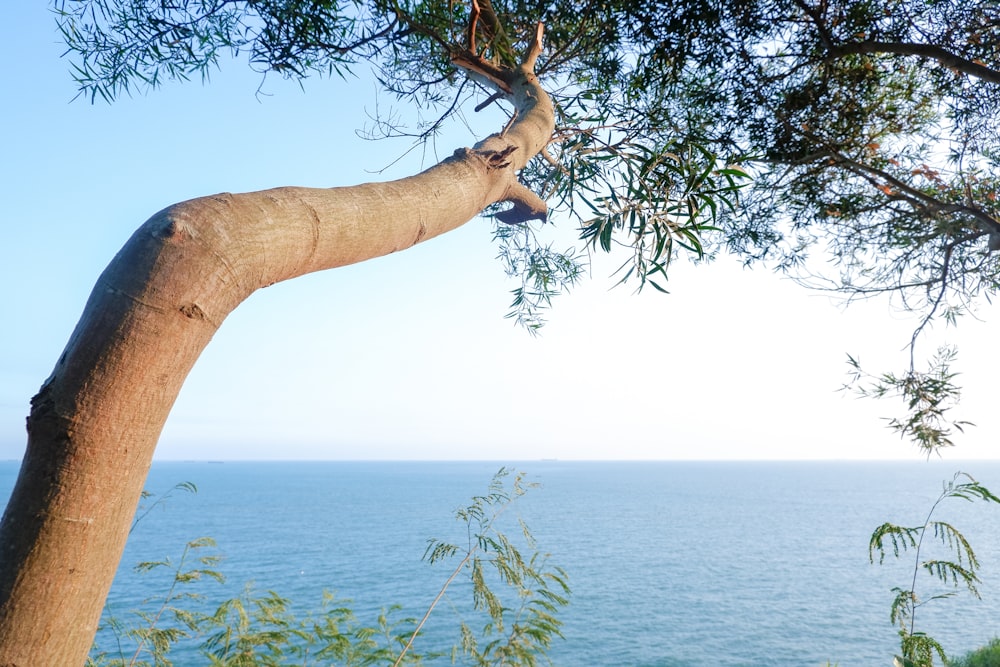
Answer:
[1, 5, 996, 461]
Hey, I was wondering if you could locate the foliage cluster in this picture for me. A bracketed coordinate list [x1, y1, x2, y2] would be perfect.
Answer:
[949, 638, 1000, 667]
[106, 470, 1000, 667]
[89, 469, 568, 667]
[846, 347, 972, 456]
[91, 532, 447, 667]
[870, 472, 1000, 667]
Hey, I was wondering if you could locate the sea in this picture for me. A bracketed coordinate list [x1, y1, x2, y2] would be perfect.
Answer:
[3, 459, 1000, 666]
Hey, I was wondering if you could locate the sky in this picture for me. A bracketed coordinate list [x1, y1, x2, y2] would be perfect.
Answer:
[0, 5, 997, 461]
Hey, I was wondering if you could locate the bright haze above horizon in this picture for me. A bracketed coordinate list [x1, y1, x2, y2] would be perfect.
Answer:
[0, 4, 996, 462]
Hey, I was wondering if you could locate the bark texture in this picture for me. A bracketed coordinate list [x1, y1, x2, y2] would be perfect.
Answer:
[0, 43, 553, 665]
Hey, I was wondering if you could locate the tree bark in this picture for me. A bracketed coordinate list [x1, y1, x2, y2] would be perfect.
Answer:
[0, 46, 553, 666]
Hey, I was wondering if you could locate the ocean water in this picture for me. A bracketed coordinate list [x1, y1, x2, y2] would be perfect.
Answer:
[3, 459, 1000, 665]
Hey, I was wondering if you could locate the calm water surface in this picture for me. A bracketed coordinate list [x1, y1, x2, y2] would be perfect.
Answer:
[2, 459, 999, 665]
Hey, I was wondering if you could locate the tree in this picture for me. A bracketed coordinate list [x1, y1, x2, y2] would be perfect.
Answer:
[1, 0, 996, 663]
[0, 5, 565, 663]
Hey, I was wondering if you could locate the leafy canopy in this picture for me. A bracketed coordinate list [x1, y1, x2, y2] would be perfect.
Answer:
[54, 0, 1000, 445]
[55, 0, 1000, 315]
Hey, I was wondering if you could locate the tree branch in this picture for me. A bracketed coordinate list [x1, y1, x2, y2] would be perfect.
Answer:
[792, 0, 1000, 85]
[827, 150, 1000, 238]
[790, 0, 837, 51]
[829, 41, 1000, 85]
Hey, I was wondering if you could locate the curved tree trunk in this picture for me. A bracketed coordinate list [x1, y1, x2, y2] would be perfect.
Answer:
[0, 46, 553, 665]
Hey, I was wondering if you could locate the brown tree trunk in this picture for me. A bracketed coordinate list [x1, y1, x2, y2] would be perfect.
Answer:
[0, 45, 553, 665]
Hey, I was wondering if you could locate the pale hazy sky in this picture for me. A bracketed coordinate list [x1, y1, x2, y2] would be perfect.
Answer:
[1, 5, 996, 461]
